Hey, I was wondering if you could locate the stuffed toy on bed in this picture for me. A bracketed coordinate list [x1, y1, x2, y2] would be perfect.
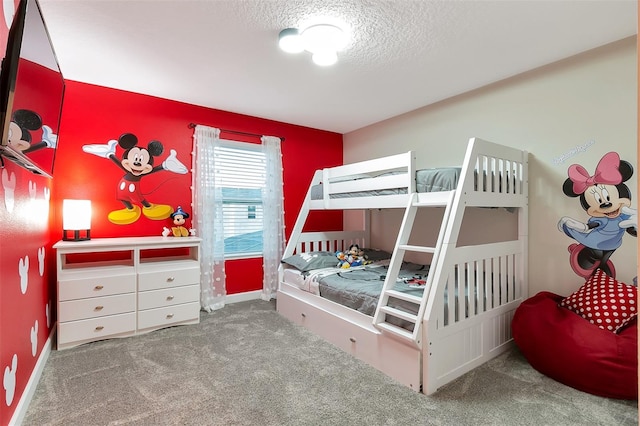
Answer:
[336, 251, 348, 268]
[336, 244, 370, 269]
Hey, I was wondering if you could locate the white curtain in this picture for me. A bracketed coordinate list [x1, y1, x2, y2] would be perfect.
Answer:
[260, 136, 285, 300]
[192, 125, 226, 312]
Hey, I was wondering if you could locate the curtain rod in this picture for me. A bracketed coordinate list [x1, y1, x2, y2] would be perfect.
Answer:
[188, 122, 285, 141]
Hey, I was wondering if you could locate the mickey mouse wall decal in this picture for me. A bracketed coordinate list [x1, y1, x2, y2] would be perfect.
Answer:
[82, 133, 188, 225]
[558, 151, 637, 278]
[7, 109, 57, 153]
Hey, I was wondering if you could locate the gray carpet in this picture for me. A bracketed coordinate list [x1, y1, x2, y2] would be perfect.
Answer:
[24, 300, 637, 426]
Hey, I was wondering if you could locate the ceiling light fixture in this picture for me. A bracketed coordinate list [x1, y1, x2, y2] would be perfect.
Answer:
[278, 28, 304, 53]
[278, 24, 347, 66]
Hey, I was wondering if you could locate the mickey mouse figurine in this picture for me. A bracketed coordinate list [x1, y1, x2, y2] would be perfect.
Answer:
[336, 244, 369, 269]
[82, 133, 187, 225]
[346, 244, 365, 267]
[170, 206, 191, 237]
[558, 151, 637, 278]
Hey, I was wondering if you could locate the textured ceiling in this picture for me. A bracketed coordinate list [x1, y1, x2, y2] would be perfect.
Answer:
[38, 0, 637, 134]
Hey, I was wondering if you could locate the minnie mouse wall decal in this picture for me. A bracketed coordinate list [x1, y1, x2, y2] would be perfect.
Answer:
[558, 151, 637, 278]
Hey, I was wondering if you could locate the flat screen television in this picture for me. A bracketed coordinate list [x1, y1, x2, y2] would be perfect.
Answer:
[0, 0, 65, 179]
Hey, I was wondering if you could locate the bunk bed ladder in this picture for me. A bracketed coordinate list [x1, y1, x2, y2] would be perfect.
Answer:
[372, 191, 456, 347]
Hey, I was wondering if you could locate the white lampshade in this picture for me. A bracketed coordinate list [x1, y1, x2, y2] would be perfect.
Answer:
[312, 50, 338, 66]
[62, 199, 92, 241]
[278, 28, 304, 53]
[301, 24, 347, 55]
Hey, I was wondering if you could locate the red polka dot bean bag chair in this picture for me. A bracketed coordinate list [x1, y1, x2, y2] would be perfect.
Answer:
[512, 269, 638, 399]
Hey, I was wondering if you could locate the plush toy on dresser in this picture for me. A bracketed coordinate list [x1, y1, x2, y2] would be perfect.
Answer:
[162, 206, 195, 237]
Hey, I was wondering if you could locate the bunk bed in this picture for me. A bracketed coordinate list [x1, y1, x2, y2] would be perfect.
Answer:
[277, 137, 529, 394]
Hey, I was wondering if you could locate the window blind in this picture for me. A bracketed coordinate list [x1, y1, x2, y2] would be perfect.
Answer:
[214, 142, 266, 255]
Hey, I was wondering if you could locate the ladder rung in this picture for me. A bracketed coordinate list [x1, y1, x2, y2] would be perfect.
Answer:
[412, 201, 448, 207]
[398, 244, 436, 253]
[380, 306, 418, 323]
[414, 191, 454, 207]
[376, 322, 415, 340]
[385, 289, 422, 304]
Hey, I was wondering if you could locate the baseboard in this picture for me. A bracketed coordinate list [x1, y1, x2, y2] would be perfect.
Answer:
[226, 290, 263, 304]
[10, 326, 55, 426]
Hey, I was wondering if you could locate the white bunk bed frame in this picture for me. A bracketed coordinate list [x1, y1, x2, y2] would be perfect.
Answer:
[277, 137, 528, 394]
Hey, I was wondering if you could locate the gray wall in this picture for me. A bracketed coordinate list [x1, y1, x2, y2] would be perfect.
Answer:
[344, 37, 637, 296]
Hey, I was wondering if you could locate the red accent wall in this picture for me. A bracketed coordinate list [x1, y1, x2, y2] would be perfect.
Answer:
[1, 61, 342, 423]
[0, 161, 52, 425]
[52, 81, 344, 294]
[1, 1, 52, 424]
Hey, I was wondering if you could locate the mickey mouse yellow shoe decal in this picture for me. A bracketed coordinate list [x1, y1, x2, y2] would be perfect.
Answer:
[142, 203, 173, 220]
[108, 205, 141, 225]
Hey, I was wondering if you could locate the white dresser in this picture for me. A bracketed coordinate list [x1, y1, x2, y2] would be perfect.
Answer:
[54, 236, 202, 350]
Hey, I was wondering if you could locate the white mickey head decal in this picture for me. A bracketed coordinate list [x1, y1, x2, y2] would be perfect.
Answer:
[43, 187, 50, 217]
[28, 180, 36, 200]
[3, 354, 17, 406]
[38, 247, 45, 276]
[46, 301, 51, 328]
[2, 169, 16, 213]
[31, 321, 39, 356]
[19, 256, 29, 294]
[3, 0, 15, 31]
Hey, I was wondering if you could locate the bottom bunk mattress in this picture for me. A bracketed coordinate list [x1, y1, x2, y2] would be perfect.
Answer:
[282, 259, 501, 329]
[317, 263, 429, 315]
[283, 262, 430, 330]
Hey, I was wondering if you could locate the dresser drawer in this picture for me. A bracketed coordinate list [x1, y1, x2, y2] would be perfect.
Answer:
[59, 293, 136, 322]
[137, 302, 200, 330]
[137, 263, 200, 291]
[58, 312, 136, 348]
[138, 284, 199, 310]
[58, 273, 136, 301]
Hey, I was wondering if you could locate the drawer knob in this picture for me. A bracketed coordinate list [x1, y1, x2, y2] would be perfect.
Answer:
[166, 313, 174, 319]
[94, 285, 104, 290]
[94, 306, 104, 311]
[166, 295, 174, 301]
[166, 277, 175, 282]
[349, 337, 356, 343]
[95, 326, 104, 331]
[301, 313, 306, 318]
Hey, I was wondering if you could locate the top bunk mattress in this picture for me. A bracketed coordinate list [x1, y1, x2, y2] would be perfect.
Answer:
[310, 167, 461, 200]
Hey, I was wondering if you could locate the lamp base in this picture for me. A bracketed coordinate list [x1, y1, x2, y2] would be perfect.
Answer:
[62, 229, 91, 241]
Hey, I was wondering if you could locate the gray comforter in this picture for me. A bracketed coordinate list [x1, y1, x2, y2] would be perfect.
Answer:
[317, 263, 430, 330]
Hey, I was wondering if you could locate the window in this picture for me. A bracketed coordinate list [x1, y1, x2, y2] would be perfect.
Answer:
[247, 205, 257, 219]
[214, 141, 265, 257]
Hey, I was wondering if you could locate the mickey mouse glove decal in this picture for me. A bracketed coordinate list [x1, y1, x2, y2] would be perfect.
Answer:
[82, 139, 118, 158]
[41, 125, 58, 148]
[162, 149, 187, 174]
